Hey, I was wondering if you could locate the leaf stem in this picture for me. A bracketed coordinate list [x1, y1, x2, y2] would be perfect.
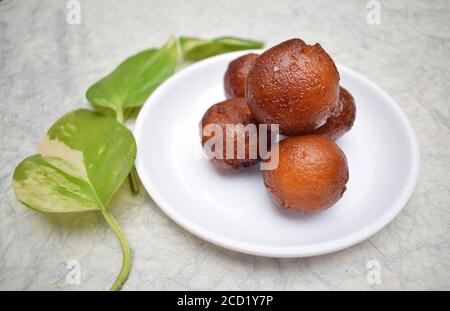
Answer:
[116, 109, 124, 124]
[100, 207, 131, 291]
[116, 109, 140, 195]
[128, 166, 140, 194]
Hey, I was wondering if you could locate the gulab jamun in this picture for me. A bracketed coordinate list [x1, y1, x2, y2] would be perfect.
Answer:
[224, 53, 259, 99]
[246, 38, 340, 136]
[263, 135, 348, 212]
[200, 98, 269, 169]
[309, 87, 356, 141]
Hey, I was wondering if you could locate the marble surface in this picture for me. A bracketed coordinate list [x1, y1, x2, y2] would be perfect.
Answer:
[1, 0, 449, 290]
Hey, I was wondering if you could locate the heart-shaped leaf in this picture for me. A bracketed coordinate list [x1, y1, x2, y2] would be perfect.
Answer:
[13, 109, 136, 290]
[179, 36, 264, 62]
[86, 36, 178, 121]
[13, 109, 136, 212]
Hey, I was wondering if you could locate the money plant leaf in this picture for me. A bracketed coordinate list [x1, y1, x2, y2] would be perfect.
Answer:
[179, 36, 264, 62]
[12, 109, 136, 290]
[86, 36, 178, 122]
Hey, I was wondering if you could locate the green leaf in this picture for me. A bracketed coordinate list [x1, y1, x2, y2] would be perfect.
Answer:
[13, 109, 136, 290]
[13, 109, 136, 213]
[179, 36, 264, 62]
[86, 36, 178, 119]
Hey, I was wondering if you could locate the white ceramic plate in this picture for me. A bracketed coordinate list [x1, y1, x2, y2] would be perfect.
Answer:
[134, 50, 419, 257]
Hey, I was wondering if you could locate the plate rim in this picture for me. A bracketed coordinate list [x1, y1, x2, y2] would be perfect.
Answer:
[134, 50, 420, 258]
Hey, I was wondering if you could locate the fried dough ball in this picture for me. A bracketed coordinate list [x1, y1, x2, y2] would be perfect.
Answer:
[309, 87, 356, 140]
[246, 38, 340, 136]
[263, 135, 348, 212]
[200, 98, 269, 169]
[224, 53, 259, 99]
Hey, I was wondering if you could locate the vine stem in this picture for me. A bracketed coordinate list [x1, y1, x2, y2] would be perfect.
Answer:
[116, 109, 140, 195]
[116, 109, 124, 124]
[100, 206, 131, 291]
[128, 166, 140, 194]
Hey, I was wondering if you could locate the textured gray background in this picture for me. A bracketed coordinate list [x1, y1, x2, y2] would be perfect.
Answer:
[1, 0, 449, 290]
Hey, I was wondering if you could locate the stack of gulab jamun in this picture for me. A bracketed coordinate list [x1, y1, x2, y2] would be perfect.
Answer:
[200, 38, 356, 213]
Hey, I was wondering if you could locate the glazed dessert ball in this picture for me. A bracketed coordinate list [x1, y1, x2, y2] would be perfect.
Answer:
[246, 38, 340, 136]
[263, 135, 349, 212]
[310, 87, 356, 141]
[224, 53, 259, 99]
[200, 98, 269, 169]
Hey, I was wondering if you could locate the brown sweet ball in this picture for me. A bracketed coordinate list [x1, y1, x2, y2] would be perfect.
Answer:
[246, 38, 340, 136]
[200, 98, 269, 169]
[309, 87, 356, 141]
[224, 53, 259, 99]
[263, 135, 348, 212]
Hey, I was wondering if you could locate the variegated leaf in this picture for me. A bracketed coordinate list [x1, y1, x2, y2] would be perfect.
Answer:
[13, 109, 136, 213]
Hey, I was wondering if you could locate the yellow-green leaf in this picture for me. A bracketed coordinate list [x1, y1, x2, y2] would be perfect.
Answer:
[179, 36, 264, 62]
[13, 109, 136, 213]
[86, 36, 178, 118]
